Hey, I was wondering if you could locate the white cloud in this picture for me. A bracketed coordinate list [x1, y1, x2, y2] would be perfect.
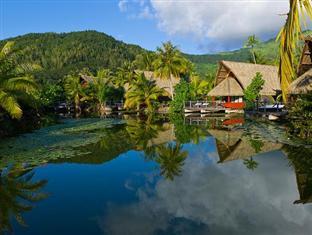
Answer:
[118, 0, 295, 51]
[150, 0, 290, 51]
[118, 0, 128, 12]
[99, 144, 312, 235]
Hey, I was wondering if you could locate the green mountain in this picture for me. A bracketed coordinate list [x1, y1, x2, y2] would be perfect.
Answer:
[1, 30, 310, 82]
[0, 30, 146, 83]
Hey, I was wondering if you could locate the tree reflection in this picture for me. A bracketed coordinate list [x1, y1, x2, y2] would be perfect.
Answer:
[156, 142, 188, 180]
[285, 145, 312, 204]
[0, 165, 48, 233]
[242, 138, 263, 170]
[243, 157, 259, 171]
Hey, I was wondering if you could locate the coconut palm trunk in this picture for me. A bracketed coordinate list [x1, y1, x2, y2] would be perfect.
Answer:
[169, 76, 174, 100]
[99, 102, 106, 117]
[74, 94, 81, 117]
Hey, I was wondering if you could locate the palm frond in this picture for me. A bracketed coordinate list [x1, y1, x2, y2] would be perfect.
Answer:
[277, 0, 312, 101]
[0, 91, 22, 119]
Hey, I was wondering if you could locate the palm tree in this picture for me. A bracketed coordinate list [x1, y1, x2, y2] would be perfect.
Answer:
[189, 73, 210, 100]
[115, 61, 137, 87]
[87, 69, 116, 116]
[125, 117, 162, 154]
[244, 35, 260, 64]
[153, 42, 186, 100]
[134, 52, 155, 71]
[0, 165, 48, 233]
[156, 142, 188, 180]
[124, 73, 165, 113]
[64, 74, 83, 117]
[0, 42, 38, 119]
[243, 157, 259, 171]
[277, 0, 312, 101]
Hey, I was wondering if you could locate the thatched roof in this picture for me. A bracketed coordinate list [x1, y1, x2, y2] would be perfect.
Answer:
[124, 71, 180, 97]
[209, 129, 282, 162]
[143, 71, 180, 97]
[288, 68, 312, 95]
[208, 61, 280, 97]
[208, 76, 244, 96]
[298, 36, 312, 76]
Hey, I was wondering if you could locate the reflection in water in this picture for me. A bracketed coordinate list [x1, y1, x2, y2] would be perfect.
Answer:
[1, 115, 312, 234]
[286, 145, 312, 204]
[0, 165, 48, 234]
[156, 143, 188, 180]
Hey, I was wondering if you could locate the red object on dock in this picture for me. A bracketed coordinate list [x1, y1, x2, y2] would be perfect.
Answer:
[224, 102, 245, 109]
[223, 118, 245, 126]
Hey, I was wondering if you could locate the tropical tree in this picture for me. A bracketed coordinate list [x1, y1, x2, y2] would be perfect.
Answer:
[64, 74, 83, 116]
[115, 61, 137, 87]
[244, 35, 260, 64]
[243, 157, 259, 171]
[169, 80, 191, 113]
[0, 42, 39, 119]
[243, 72, 265, 110]
[124, 73, 165, 113]
[134, 52, 156, 71]
[86, 69, 118, 116]
[156, 142, 188, 180]
[277, 0, 312, 101]
[153, 42, 186, 100]
[189, 73, 210, 100]
[0, 165, 48, 233]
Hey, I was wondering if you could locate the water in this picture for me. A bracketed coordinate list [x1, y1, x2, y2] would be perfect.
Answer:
[0, 115, 312, 235]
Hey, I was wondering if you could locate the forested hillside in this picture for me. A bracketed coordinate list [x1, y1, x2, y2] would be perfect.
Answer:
[0, 31, 147, 83]
[1, 30, 309, 83]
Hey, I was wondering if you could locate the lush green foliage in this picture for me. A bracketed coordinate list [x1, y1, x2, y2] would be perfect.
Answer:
[244, 35, 260, 64]
[277, 1, 312, 101]
[124, 73, 165, 113]
[243, 72, 265, 110]
[64, 74, 83, 115]
[0, 31, 146, 83]
[0, 42, 39, 119]
[288, 93, 312, 141]
[169, 80, 191, 113]
[85, 69, 123, 116]
[189, 73, 211, 100]
[153, 42, 189, 99]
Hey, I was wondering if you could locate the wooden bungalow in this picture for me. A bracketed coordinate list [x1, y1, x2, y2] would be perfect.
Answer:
[288, 36, 312, 96]
[208, 61, 280, 109]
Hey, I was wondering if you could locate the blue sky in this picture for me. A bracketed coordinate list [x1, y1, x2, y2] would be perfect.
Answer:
[0, 0, 295, 54]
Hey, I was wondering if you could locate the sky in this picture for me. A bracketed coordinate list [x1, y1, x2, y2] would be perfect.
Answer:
[0, 0, 300, 54]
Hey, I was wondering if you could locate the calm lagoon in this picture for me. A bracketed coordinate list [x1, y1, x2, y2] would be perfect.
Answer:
[0, 115, 311, 235]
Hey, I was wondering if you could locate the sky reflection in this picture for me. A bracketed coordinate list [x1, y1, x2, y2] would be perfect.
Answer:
[100, 139, 312, 235]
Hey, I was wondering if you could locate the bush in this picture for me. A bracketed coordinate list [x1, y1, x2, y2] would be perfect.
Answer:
[169, 80, 190, 113]
[243, 72, 265, 110]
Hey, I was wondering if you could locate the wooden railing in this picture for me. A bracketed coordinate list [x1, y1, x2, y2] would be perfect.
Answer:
[184, 101, 224, 109]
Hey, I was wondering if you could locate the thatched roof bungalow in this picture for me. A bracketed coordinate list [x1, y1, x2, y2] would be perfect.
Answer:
[124, 71, 180, 99]
[288, 69, 312, 95]
[208, 61, 280, 109]
[208, 129, 282, 163]
[289, 36, 312, 96]
[142, 71, 180, 98]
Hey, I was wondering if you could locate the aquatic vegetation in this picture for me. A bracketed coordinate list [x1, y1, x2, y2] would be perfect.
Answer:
[0, 119, 123, 168]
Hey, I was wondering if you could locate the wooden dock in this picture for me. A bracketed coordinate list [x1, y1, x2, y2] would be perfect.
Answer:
[184, 101, 226, 113]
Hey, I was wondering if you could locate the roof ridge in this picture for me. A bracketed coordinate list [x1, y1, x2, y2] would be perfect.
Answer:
[221, 60, 278, 68]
